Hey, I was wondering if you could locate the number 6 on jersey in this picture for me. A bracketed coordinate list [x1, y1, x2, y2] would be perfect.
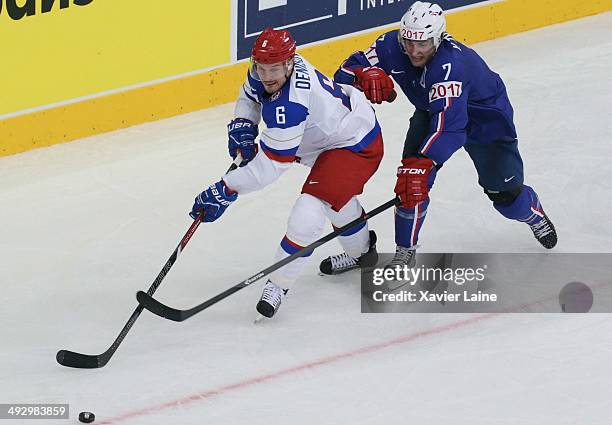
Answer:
[276, 106, 286, 124]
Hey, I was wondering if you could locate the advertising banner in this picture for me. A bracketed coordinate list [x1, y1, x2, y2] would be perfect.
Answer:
[236, 0, 493, 60]
[0, 0, 230, 117]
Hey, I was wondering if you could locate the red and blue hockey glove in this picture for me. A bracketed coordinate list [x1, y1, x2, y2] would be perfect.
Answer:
[190, 180, 237, 222]
[353, 66, 397, 104]
[228, 118, 259, 166]
[394, 157, 436, 209]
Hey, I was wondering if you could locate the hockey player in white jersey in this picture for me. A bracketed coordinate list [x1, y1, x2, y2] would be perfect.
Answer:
[190, 28, 385, 318]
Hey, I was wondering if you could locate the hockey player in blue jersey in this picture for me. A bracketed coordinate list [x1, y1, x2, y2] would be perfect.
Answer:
[190, 28, 385, 318]
[320, 1, 557, 274]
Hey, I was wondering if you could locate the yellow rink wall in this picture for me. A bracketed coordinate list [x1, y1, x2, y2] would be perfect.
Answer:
[1, 0, 611, 157]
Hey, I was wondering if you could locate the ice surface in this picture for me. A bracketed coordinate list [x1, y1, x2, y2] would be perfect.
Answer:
[1, 13, 611, 424]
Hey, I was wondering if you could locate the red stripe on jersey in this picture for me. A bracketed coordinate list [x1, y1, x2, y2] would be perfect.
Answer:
[341, 65, 355, 76]
[262, 148, 296, 163]
[410, 201, 422, 247]
[531, 206, 545, 217]
[421, 111, 445, 155]
[283, 236, 305, 250]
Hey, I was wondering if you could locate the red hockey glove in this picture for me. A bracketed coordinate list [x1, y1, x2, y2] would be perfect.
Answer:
[394, 157, 435, 209]
[353, 66, 396, 104]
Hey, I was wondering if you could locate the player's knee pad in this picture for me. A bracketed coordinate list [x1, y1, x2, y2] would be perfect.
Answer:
[322, 196, 363, 227]
[323, 197, 370, 258]
[493, 185, 543, 223]
[285, 193, 327, 246]
[484, 186, 522, 205]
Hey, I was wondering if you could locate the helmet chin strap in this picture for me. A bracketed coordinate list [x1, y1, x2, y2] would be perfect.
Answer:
[433, 32, 445, 50]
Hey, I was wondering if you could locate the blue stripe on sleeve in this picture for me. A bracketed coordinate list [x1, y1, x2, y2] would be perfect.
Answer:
[260, 140, 299, 157]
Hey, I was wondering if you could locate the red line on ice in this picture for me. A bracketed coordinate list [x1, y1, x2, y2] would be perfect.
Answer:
[97, 313, 498, 424]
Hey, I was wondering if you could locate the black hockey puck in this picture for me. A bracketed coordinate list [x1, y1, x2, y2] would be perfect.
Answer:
[559, 281, 593, 313]
[79, 411, 95, 423]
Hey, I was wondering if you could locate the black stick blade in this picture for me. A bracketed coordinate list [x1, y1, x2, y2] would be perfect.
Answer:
[136, 291, 184, 321]
[56, 349, 107, 369]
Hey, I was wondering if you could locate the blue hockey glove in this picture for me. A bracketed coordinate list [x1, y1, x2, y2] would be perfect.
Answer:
[228, 118, 258, 166]
[190, 180, 238, 222]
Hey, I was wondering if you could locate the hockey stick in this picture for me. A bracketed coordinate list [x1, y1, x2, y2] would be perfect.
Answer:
[56, 160, 240, 368]
[136, 197, 401, 322]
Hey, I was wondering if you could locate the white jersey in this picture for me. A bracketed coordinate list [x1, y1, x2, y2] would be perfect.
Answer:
[223, 54, 380, 195]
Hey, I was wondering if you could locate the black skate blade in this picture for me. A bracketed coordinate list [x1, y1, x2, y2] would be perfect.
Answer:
[383, 280, 413, 292]
[318, 268, 359, 277]
[253, 314, 267, 324]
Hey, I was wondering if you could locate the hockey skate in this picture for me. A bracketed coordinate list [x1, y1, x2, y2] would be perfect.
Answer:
[256, 280, 288, 318]
[319, 231, 378, 275]
[384, 245, 417, 270]
[379, 245, 418, 291]
[529, 214, 557, 249]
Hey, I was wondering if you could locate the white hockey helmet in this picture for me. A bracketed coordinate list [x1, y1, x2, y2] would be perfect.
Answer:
[399, 1, 446, 49]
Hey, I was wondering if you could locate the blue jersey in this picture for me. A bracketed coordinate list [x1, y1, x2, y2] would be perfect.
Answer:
[335, 30, 518, 164]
